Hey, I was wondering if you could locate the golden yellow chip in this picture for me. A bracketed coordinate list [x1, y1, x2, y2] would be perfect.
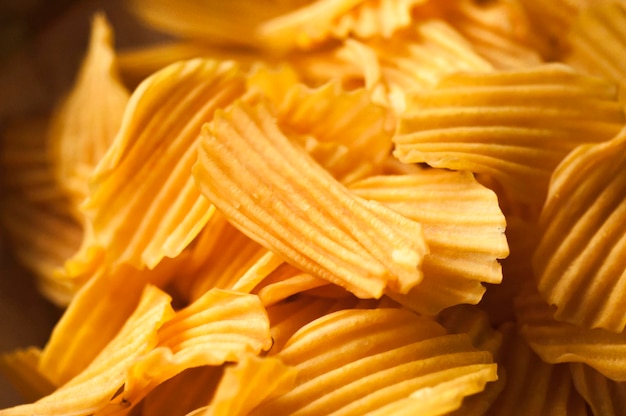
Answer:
[250, 308, 496, 415]
[487, 323, 588, 415]
[0, 348, 55, 404]
[533, 127, 626, 332]
[394, 63, 625, 212]
[566, 1, 626, 102]
[350, 169, 508, 314]
[194, 99, 428, 299]
[570, 363, 626, 416]
[516, 288, 626, 382]
[48, 13, 130, 213]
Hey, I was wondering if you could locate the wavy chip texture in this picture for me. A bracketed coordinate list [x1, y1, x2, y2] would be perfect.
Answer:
[48, 13, 130, 211]
[338, 19, 492, 112]
[194, 99, 428, 299]
[0, 118, 83, 305]
[516, 289, 626, 382]
[533, 128, 626, 332]
[0, 285, 173, 416]
[487, 324, 588, 416]
[566, 1, 626, 101]
[74, 58, 245, 272]
[350, 170, 508, 314]
[106, 289, 272, 412]
[248, 308, 496, 415]
[394, 63, 625, 210]
[570, 363, 626, 416]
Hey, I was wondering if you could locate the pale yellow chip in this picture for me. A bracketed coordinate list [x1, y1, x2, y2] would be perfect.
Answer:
[194, 99, 428, 299]
[350, 169, 508, 315]
[394, 63, 625, 212]
[533, 127, 626, 332]
[47, 13, 130, 214]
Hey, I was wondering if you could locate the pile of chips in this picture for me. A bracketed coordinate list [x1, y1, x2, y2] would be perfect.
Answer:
[1, 0, 625, 414]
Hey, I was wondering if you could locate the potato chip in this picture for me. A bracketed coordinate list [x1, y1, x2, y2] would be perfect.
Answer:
[565, 1, 626, 102]
[38, 260, 179, 386]
[350, 170, 508, 314]
[138, 366, 224, 416]
[194, 99, 428, 299]
[440, 0, 545, 68]
[516, 288, 626, 382]
[533, 127, 626, 332]
[248, 308, 496, 415]
[108, 289, 271, 412]
[337, 19, 493, 112]
[518, 0, 590, 53]
[487, 323, 588, 415]
[66, 58, 245, 276]
[394, 63, 625, 211]
[202, 354, 297, 416]
[0, 285, 172, 415]
[436, 305, 505, 415]
[47, 13, 130, 214]
[0, 117, 83, 305]
[570, 363, 626, 416]
[0, 348, 55, 403]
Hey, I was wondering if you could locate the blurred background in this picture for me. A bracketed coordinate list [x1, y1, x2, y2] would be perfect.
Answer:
[0, 0, 161, 407]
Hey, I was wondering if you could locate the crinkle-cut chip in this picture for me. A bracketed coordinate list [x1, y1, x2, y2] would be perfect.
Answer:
[337, 20, 493, 113]
[518, 0, 590, 53]
[0, 117, 83, 305]
[169, 211, 273, 304]
[267, 295, 364, 352]
[516, 289, 626, 382]
[248, 308, 496, 415]
[349, 170, 508, 315]
[257, 0, 427, 51]
[202, 355, 298, 416]
[39, 260, 179, 386]
[194, 99, 428, 299]
[394, 63, 625, 211]
[487, 323, 588, 416]
[129, 0, 309, 49]
[0, 196, 82, 306]
[533, 128, 626, 332]
[118, 42, 267, 89]
[0, 117, 66, 203]
[73, 58, 245, 272]
[255, 263, 327, 306]
[48, 13, 130, 213]
[570, 363, 626, 416]
[0, 348, 55, 403]
[566, 1, 626, 102]
[440, 0, 545, 68]
[436, 305, 505, 416]
[104, 289, 272, 413]
[0, 285, 173, 416]
[138, 366, 224, 416]
[479, 216, 538, 325]
[247, 73, 394, 184]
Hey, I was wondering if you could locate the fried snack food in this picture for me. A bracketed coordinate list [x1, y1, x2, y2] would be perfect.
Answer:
[2, 0, 626, 414]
